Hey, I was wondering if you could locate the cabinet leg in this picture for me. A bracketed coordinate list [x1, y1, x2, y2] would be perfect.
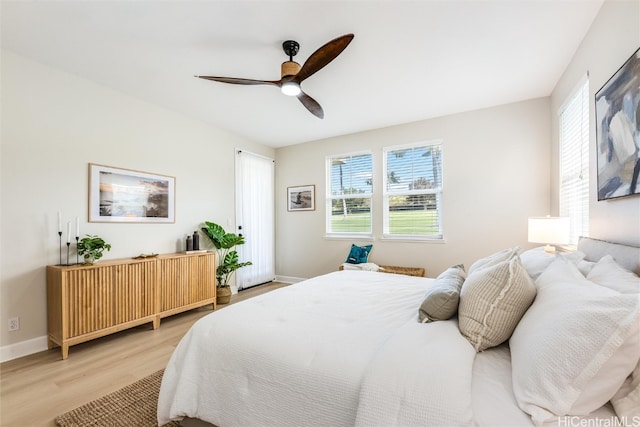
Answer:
[212, 302, 216, 311]
[61, 344, 69, 360]
[153, 317, 160, 329]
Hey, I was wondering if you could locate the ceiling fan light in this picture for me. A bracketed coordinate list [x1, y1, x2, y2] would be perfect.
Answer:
[281, 82, 301, 96]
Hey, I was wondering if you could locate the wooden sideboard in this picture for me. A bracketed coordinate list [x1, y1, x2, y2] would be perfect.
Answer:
[47, 251, 216, 359]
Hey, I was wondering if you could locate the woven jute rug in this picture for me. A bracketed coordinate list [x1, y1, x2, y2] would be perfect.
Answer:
[55, 369, 181, 427]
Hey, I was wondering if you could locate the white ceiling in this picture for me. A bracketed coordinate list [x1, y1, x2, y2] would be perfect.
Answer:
[1, 1, 603, 148]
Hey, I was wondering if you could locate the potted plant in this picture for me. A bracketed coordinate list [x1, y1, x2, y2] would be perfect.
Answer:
[77, 234, 111, 265]
[201, 221, 252, 304]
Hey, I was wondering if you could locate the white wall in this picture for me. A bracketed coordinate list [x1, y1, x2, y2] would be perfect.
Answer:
[275, 98, 551, 280]
[551, 0, 640, 245]
[0, 50, 274, 359]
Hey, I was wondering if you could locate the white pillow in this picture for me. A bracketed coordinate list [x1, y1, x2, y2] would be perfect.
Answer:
[587, 255, 640, 294]
[519, 247, 585, 280]
[510, 257, 640, 424]
[341, 262, 382, 272]
[577, 259, 596, 276]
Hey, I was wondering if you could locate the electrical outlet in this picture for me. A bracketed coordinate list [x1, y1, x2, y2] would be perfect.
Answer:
[8, 317, 19, 331]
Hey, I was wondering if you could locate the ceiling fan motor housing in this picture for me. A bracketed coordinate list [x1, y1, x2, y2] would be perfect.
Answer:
[281, 61, 301, 78]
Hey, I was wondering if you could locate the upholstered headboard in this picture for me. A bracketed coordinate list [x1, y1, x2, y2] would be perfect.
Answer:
[578, 236, 640, 275]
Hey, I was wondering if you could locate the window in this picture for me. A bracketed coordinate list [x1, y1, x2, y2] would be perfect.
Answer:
[383, 141, 443, 239]
[559, 79, 589, 244]
[326, 152, 373, 235]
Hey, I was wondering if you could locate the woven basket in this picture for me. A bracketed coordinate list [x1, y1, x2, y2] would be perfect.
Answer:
[217, 286, 232, 304]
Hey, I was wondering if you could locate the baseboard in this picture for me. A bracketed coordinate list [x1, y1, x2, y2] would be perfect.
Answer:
[0, 335, 49, 363]
[274, 275, 306, 284]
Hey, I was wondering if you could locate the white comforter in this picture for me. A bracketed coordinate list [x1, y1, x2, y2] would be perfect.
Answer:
[158, 270, 477, 426]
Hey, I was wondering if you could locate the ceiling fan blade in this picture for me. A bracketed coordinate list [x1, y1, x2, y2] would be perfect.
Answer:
[297, 91, 324, 119]
[294, 34, 354, 83]
[196, 76, 281, 86]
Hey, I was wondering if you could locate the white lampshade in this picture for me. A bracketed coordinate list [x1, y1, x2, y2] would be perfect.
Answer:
[528, 216, 570, 253]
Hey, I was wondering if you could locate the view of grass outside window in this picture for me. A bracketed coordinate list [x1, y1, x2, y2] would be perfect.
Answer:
[327, 152, 373, 235]
[383, 142, 443, 238]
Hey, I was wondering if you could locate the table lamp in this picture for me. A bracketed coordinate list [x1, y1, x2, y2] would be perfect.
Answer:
[528, 216, 570, 253]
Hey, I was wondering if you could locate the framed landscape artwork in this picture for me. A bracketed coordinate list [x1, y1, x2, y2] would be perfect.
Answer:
[595, 47, 640, 201]
[89, 163, 175, 223]
[287, 185, 315, 211]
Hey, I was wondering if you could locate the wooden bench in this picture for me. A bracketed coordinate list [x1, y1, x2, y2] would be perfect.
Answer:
[339, 264, 425, 277]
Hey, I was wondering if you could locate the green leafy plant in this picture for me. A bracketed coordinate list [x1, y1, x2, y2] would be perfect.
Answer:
[77, 234, 111, 264]
[201, 221, 252, 288]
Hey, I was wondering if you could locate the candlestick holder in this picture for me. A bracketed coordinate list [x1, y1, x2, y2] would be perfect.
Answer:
[66, 242, 71, 266]
[58, 231, 63, 266]
[76, 236, 80, 265]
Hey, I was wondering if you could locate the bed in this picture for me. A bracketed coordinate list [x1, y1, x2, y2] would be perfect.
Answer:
[158, 237, 640, 427]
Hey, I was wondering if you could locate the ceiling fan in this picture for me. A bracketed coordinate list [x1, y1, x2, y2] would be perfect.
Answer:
[196, 33, 354, 119]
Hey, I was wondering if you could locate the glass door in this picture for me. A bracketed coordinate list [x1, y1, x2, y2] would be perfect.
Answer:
[235, 149, 275, 290]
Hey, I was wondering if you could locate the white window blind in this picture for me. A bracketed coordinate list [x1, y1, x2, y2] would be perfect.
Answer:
[383, 141, 443, 239]
[559, 79, 589, 244]
[326, 152, 373, 235]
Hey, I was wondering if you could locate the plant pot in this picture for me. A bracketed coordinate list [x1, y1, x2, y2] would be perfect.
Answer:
[83, 255, 95, 265]
[217, 286, 232, 304]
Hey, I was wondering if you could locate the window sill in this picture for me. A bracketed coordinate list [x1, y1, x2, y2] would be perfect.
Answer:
[323, 234, 445, 244]
[324, 233, 373, 241]
[380, 235, 445, 243]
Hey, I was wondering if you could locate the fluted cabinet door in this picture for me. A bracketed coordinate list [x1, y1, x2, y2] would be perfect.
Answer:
[189, 253, 216, 305]
[159, 256, 190, 312]
[114, 260, 157, 324]
[65, 266, 115, 338]
[157, 252, 216, 319]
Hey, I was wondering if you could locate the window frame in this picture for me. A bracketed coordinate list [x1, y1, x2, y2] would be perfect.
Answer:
[325, 150, 374, 239]
[382, 140, 444, 241]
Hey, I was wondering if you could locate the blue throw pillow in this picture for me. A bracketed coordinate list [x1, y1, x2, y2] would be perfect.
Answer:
[345, 244, 373, 264]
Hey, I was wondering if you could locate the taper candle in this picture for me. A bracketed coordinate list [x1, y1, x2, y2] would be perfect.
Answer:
[67, 221, 71, 243]
[76, 217, 79, 238]
[58, 211, 62, 233]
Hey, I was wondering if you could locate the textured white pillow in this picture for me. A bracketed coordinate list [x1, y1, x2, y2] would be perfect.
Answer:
[458, 255, 536, 351]
[611, 355, 640, 425]
[587, 255, 640, 294]
[588, 256, 640, 424]
[510, 257, 640, 424]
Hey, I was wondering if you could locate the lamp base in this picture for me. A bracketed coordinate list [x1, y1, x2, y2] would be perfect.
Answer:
[544, 244, 556, 254]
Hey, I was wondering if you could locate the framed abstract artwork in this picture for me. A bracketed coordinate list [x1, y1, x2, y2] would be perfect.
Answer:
[595, 47, 640, 201]
[287, 185, 315, 211]
[89, 163, 175, 223]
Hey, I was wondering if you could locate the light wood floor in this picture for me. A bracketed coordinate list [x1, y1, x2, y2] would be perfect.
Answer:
[0, 282, 288, 427]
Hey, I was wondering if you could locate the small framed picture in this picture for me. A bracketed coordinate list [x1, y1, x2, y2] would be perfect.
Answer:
[287, 185, 315, 211]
